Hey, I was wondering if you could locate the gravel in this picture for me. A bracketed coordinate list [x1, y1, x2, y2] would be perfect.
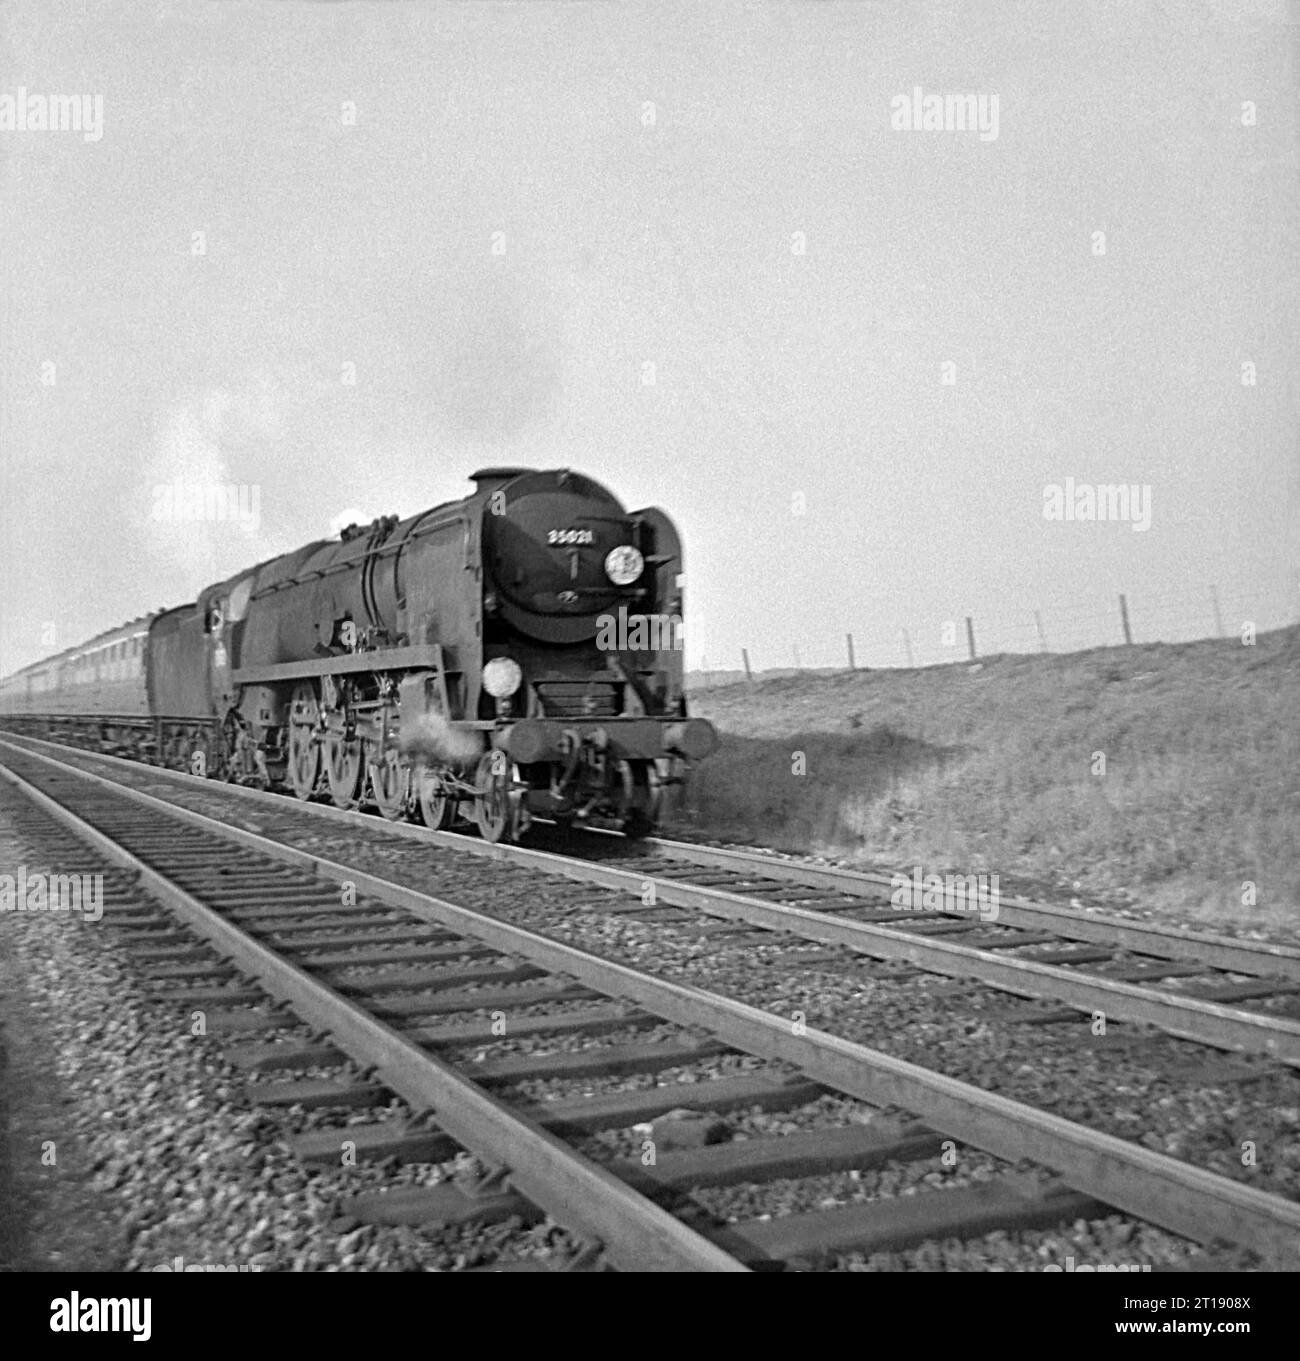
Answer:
[0, 796, 584, 1272]
[22, 746, 1298, 1201]
[833, 1215, 1208, 1273]
[5, 745, 1295, 1272]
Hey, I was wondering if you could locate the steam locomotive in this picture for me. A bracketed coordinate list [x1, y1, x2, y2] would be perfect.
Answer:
[0, 468, 717, 842]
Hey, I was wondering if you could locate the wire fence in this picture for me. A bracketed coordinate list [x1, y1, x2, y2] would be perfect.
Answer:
[690, 583, 1299, 688]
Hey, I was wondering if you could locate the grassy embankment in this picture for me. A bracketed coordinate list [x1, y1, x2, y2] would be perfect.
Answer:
[678, 625, 1300, 932]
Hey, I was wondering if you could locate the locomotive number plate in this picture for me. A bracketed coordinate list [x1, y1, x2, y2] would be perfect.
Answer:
[548, 529, 594, 545]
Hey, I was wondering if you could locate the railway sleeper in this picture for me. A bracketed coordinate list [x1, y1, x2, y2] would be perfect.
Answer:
[709, 1176, 1105, 1269]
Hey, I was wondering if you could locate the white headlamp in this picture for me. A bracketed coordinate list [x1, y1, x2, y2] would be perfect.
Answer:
[604, 545, 644, 586]
[482, 656, 523, 698]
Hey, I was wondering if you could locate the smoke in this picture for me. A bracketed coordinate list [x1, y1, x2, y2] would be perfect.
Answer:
[139, 381, 284, 585]
[430, 279, 559, 441]
[398, 709, 484, 766]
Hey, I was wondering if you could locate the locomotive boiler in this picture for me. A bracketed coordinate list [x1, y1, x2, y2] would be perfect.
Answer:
[0, 468, 717, 843]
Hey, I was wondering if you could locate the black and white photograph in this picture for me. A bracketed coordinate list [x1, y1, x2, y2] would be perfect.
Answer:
[0, 0, 1296, 1313]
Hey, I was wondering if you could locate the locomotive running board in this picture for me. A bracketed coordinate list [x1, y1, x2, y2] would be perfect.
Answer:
[233, 643, 452, 685]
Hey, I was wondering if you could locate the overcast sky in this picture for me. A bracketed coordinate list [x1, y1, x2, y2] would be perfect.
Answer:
[2, 0, 1296, 674]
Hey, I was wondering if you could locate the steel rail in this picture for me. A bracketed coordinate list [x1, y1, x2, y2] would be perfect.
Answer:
[0, 759, 747, 1273]
[4, 733, 1298, 1063]
[4, 741, 1299, 1262]
[8, 726, 1292, 976]
[643, 835, 1300, 985]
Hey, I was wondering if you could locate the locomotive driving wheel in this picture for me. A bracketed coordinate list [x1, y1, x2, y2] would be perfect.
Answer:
[324, 713, 364, 809]
[414, 763, 455, 830]
[617, 759, 660, 838]
[287, 683, 322, 800]
[368, 746, 408, 821]
[473, 749, 528, 844]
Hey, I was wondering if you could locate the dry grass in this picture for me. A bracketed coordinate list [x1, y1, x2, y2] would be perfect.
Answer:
[680, 625, 1300, 933]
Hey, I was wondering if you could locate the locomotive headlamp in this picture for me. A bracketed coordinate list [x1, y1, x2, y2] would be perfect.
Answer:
[604, 545, 644, 586]
[482, 656, 523, 699]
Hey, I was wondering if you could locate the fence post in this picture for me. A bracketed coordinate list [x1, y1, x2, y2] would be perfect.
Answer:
[1034, 610, 1047, 652]
[901, 629, 915, 668]
[793, 644, 801, 672]
[1211, 587, 1224, 638]
[741, 648, 753, 684]
[1119, 594, 1132, 645]
[965, 616, 977, 661]
[846, 633, 855, 671]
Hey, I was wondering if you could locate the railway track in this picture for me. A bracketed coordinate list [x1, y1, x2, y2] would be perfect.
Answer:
[2, 733, 1299, 1269]
[6, 730, 1299, 1067]
[577, 834, 1300, 1064]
